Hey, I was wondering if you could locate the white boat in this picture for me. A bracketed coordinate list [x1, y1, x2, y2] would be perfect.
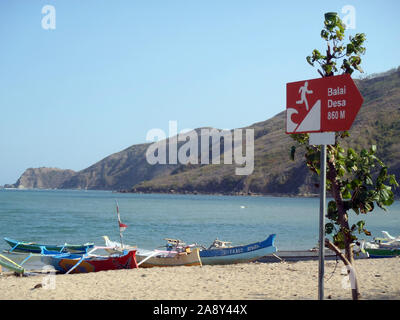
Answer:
[102, 236, 202, 268]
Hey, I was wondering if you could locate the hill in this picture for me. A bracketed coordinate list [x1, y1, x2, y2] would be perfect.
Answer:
[9, 167, 76, 189]
[7, 67, 400, 197]
[131, 67, 400, 196]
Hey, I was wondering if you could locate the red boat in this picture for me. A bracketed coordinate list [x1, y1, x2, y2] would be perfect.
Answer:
[41, 248, 138, 274]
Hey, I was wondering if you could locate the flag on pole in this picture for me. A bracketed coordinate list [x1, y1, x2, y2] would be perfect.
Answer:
[116, 201, 128, 234]
[119, 222, 128, 232]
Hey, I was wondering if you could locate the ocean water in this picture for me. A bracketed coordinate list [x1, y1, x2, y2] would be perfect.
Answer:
[0, 189, 399, 254]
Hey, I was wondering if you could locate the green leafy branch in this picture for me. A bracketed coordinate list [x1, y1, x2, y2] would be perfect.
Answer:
[306, 12, 366, 77]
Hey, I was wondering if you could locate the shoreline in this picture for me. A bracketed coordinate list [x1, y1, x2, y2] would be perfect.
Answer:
[1, 187, 320, 198]
[3, 187, 400, 200]
[1, 258, 399, 300]
[121, 189, 320, 198]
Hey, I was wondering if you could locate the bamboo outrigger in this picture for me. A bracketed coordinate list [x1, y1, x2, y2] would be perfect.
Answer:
[0, 254, 25, 275]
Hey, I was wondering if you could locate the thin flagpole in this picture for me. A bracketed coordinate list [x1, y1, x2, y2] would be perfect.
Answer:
[115, 200, 124, 248]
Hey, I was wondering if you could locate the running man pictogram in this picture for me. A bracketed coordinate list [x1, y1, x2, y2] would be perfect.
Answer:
[296, 81, 313, 111]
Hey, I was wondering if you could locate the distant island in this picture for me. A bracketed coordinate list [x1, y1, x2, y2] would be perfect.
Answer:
[6, 67, 400, 198]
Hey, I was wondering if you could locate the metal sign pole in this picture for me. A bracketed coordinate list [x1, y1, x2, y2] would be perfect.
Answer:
[318, 144, 327, 300]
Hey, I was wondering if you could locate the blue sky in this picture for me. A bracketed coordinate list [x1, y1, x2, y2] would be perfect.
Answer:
[0, 0, 399, 185]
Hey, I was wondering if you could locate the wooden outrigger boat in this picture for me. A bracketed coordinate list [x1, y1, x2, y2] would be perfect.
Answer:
[360, 231, 400, 258]
[0, 253, 25, 275]
[41, 247, 138, 274]
[103, 236, 202, 268]
[259, 242, 369, 263]
[199, 234, 277, 265]
[258, 249, 347, 262]
[102, 203, 201, 268]
[4, 237, 94, 254]
[364, 247, 400, 258]
[135, 247, 201, 268]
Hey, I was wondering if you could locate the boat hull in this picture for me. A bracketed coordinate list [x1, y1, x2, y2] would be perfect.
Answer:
[137, 248, 202, 268]
[258, 248, 369, 262]
[4, 237, 93, 254]
[365, 248, 400, 258]
[41, 250, 138, 274]
[199, 234, 276, 265]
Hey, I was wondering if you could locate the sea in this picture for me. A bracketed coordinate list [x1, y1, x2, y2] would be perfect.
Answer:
[1, 189, 400, 255]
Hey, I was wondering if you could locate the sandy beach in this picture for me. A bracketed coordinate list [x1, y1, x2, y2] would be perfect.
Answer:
[0, 257, 399, 300]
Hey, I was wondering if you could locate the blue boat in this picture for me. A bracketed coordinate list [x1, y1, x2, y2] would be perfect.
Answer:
[199, 234, 277, 265]
[4, 237, 94, 254]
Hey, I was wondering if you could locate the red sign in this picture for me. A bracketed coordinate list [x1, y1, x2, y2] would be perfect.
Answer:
[286, 74, 363, 134]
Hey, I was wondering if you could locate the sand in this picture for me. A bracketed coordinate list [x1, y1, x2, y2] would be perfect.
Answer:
[0, 257, 399, 300]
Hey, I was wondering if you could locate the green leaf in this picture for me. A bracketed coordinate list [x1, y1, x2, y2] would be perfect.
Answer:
[321, 30, 329, 40]
[323, 64, 333, 75]
[355, 64, 364, 73]
[312, 49, 323, 60]
[342, 189, 351, 199]
[325, 223, 335, 234]
[389, 174, 399, 187]
[346, 43, 354, 56]
[365, 175, 373, 186]
[347, 148, 357, 158]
